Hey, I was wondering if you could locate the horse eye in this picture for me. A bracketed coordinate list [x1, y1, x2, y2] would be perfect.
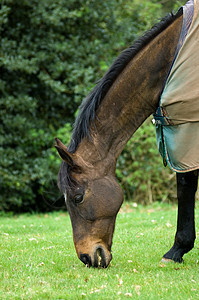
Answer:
[74, 194, 84, 204]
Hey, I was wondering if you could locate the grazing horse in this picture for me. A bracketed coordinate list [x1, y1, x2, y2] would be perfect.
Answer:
[55, 0, 198, 268]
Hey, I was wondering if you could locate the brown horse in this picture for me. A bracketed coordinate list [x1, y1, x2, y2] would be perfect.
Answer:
[55, 6, 198, 267]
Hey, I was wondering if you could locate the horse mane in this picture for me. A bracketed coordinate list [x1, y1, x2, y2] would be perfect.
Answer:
[58, 8, 183, 193]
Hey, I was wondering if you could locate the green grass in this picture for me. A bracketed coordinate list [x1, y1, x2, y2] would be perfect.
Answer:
[0, 202, 198, 299]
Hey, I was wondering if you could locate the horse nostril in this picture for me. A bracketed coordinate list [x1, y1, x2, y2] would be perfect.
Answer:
[79, 254, 92, 267]
[94, 247, 107, 268]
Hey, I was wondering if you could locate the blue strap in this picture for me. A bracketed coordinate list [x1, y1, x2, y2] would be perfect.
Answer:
[153, 107, 170, 126]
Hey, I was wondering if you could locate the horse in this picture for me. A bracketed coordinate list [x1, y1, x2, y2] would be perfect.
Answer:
[55, 1, 198, 268]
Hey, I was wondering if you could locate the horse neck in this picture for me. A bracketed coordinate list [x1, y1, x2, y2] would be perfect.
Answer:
[76, 15, 183, 169]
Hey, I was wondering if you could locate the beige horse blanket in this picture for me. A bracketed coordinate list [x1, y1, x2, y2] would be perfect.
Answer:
[155, 0, 199, 172]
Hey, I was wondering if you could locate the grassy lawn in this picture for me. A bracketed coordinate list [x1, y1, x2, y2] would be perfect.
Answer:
[0, 202, 198, 299]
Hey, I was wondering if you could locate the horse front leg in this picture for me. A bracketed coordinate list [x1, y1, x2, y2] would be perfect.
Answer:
[162, 170, 198, 263]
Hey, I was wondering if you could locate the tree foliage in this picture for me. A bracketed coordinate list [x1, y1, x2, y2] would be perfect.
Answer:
[0, 0, 185, 211]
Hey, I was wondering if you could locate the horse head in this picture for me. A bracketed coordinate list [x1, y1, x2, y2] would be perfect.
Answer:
[55, 138, 123, 268]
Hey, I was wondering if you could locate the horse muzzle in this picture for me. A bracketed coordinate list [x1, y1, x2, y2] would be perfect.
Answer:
[79, 245, 112, 268]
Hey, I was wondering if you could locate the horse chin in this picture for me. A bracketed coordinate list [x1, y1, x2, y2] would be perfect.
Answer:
[79, 245, 112, 268]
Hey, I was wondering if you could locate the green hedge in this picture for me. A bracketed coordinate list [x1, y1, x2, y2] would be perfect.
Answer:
[0, 0, 184, 211]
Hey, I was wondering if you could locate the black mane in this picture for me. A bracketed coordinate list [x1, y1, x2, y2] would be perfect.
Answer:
[58, 8, 183, 193]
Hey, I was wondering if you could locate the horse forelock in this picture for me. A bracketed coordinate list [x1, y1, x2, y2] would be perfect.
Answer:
[58, 161, 74, 193]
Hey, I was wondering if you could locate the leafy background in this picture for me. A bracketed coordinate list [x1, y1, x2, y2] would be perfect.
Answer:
[0, 0, 185, 212]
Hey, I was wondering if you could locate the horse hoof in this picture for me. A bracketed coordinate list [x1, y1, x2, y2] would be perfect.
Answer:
[161, 257, 174, 263]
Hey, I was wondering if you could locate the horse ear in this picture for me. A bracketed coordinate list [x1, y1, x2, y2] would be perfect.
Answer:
[54, 138, 77, 168]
